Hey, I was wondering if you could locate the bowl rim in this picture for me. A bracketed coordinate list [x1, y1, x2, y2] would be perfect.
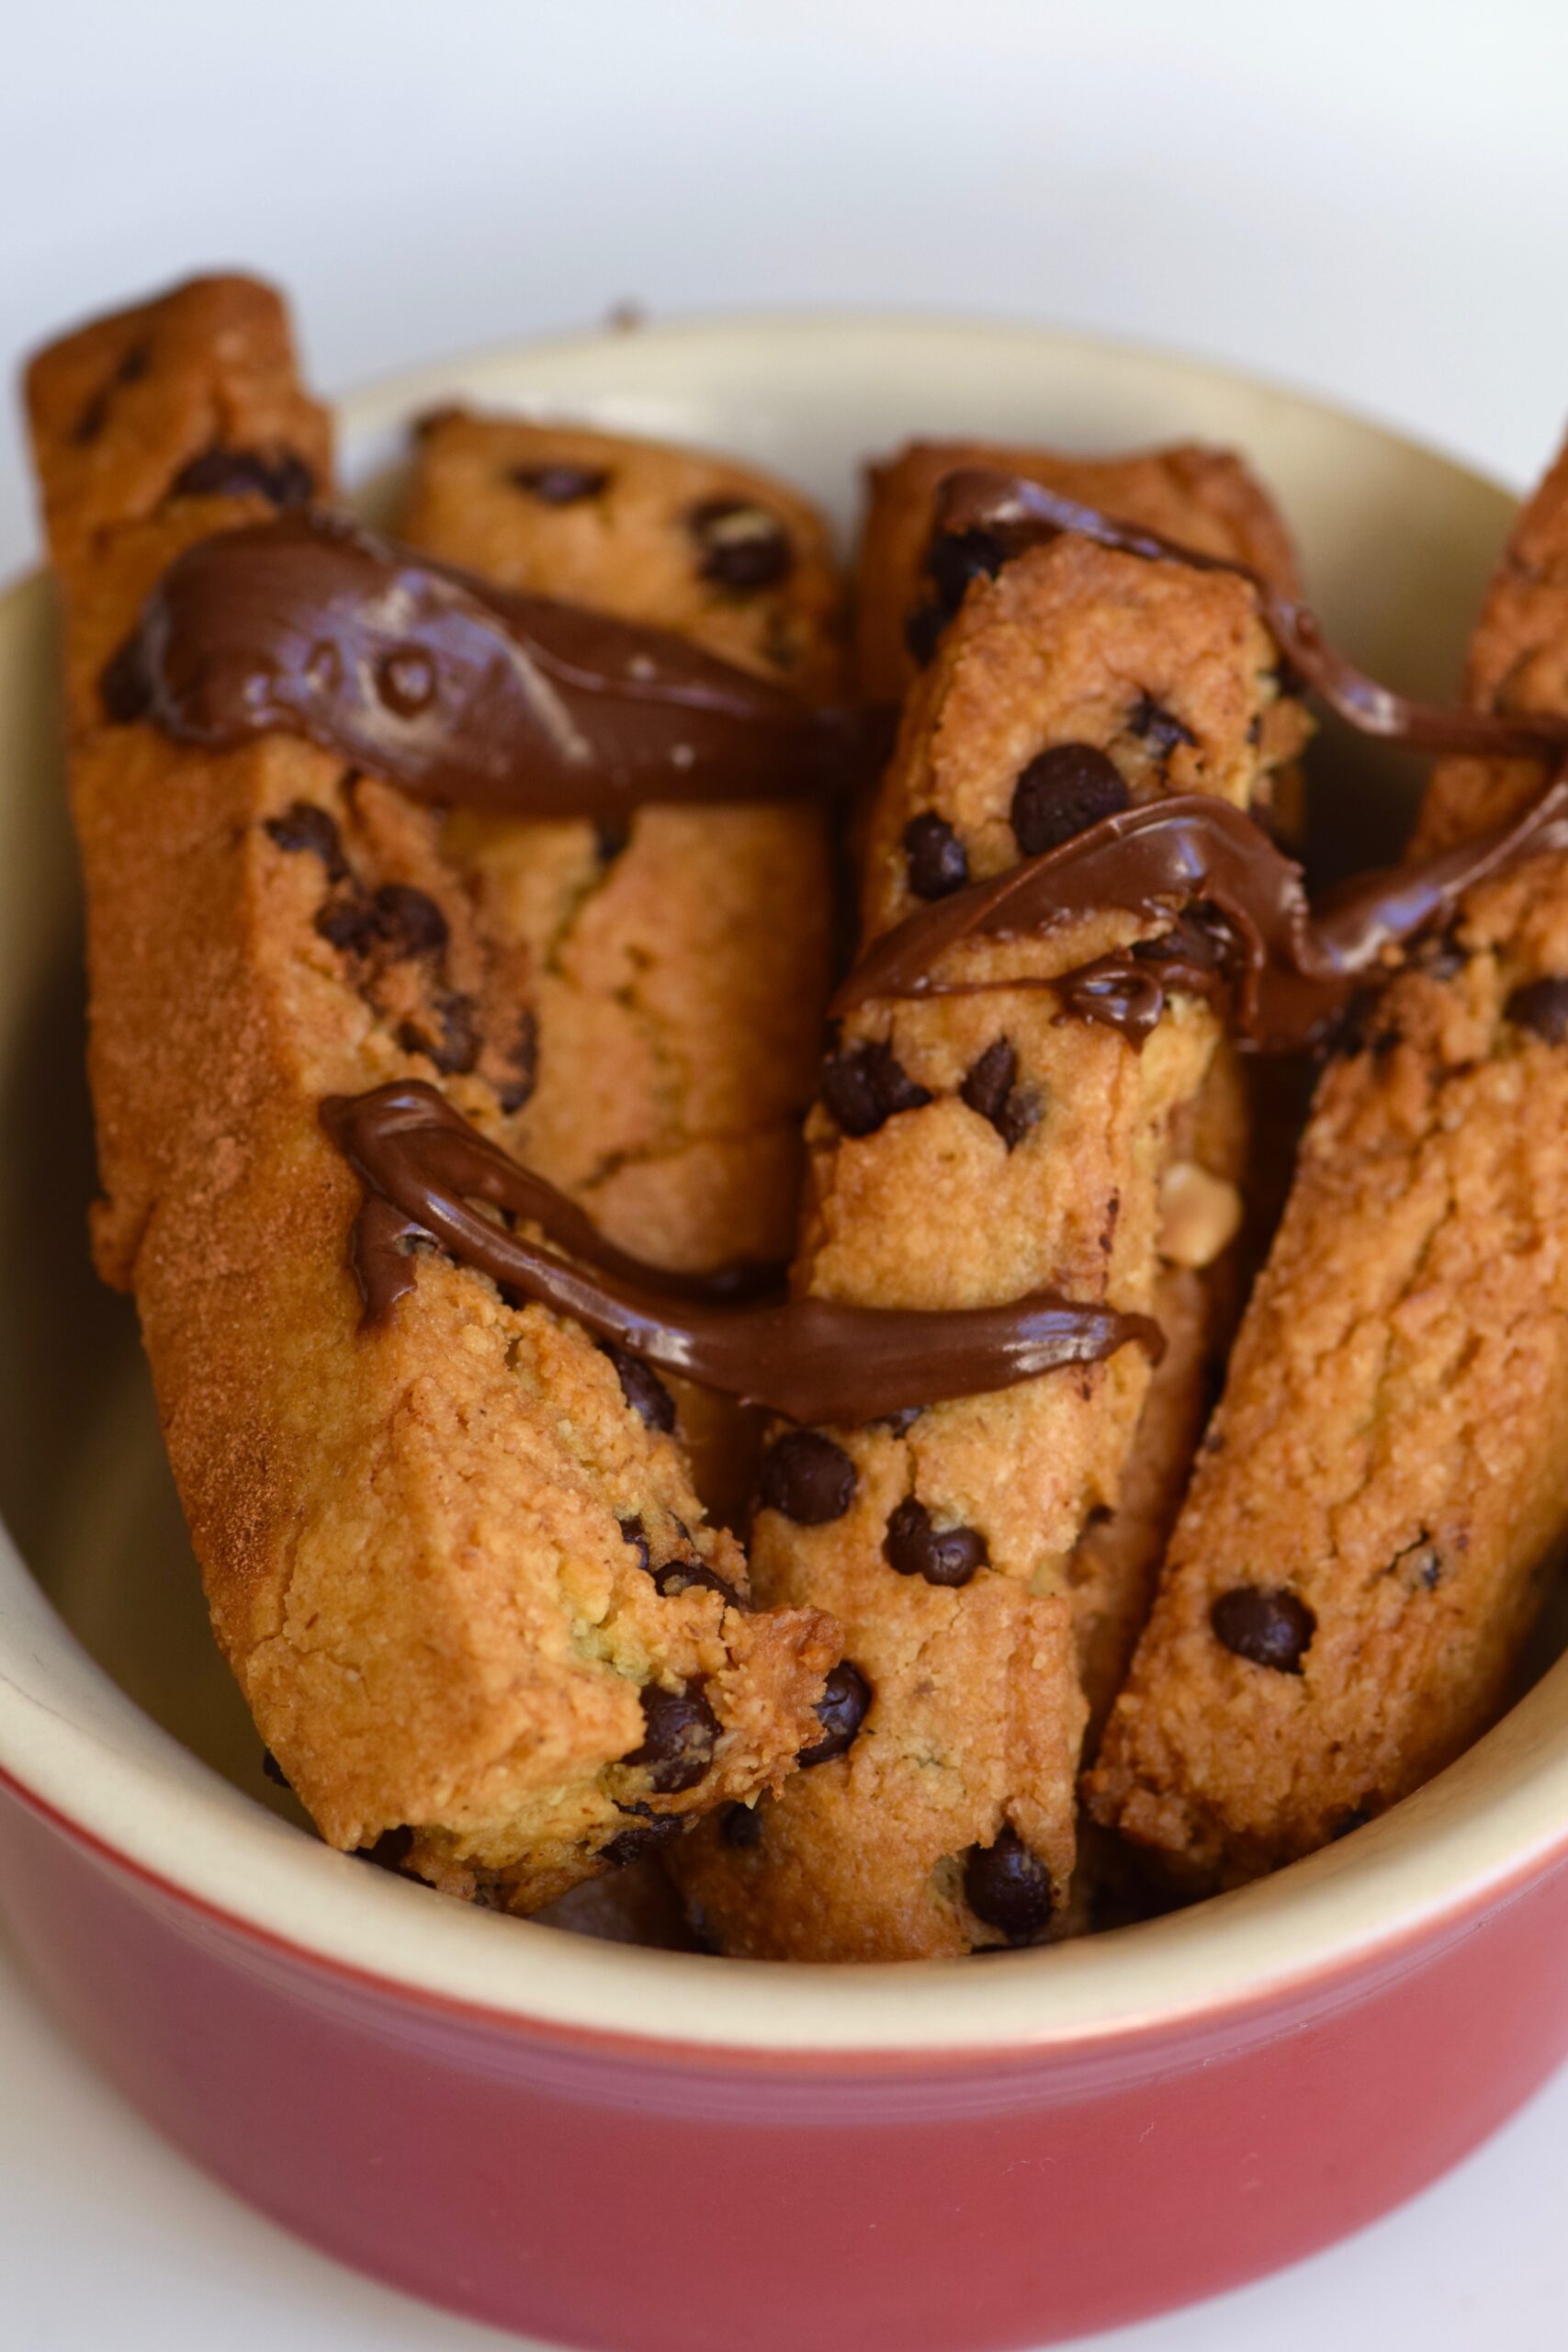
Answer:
[3, 307, 1565, 2064]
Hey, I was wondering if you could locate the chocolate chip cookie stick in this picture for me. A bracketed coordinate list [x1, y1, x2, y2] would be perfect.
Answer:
[27, 276, 835, 1912]
[869, 441, 1303, 1740]
[674, 487, 1310, 1960]
[858, 441, 1303, 1738]
[1089, 434, 1568, 1888]
[398, 408, 842, 1523]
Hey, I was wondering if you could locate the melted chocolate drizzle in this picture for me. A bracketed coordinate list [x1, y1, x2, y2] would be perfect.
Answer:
[827, 469, 1568, 1050]
[835, 782, 1568, 1050]
[934, 469, 1568, 762]
[321, 1082, 1159, 1422]
[123, 509, 865, 819]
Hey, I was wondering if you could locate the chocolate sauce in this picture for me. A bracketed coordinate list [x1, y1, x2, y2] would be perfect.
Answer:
[834, 781, 1568, 1051]
[933, 469, 1568, 763]
[321, 1082, 1159, 1422]
[124, 510, 863, 819]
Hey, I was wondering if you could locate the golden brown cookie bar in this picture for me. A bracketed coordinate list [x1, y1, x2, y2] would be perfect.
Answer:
[673, 510, 1310, 1960]
[864, 437, 1301, 1742]
[1087, 435, 1568, 1886]
[400, 410, 841, 1523]
[396, 410, 845, 1928]
[856, 437, 1302, 704]
[27, 276, 836, 1912]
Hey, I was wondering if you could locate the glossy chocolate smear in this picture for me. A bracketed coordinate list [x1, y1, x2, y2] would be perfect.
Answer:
[126, 509, 864, 819]
[321, 1082, 1160, 1423]
[835, 781, 1568, 1052]
[933, 469, 1568, 763]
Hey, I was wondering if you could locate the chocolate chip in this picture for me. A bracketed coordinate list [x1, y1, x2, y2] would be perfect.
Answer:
[1507, 976, 1568, 1044]
[719, 1801, 764, 1849]
[496, 1008, 539, 1114]
[651, 1557, 741, 1606]
[960, 1038, 1017, 1119]
[594, 815, 632, 863]
[926, 527, 1004, 616]
[903, 812, 970, 901]
[370, 883, 449, 958]
[599, 1340, 677, 1432]
[264, 800, 349, 882]
[905, 603, 947, 668]
[884, 1497, 988, 1587]
[1128, 691, 1196, 758]
[99, 633, 152, 724]
[170, 445, 316, 506]
[399, 992, 479, 1076]
[625, 1682, 719, 1794]
[963, 1827, 1054, 1945]
[959, 1037, 1040, 1149]
[618, 1514, 651, 1573]
[1010, 744, 1131, 858]
[1211, 1585, 1315, 1672]
[357, 1826, 415, 1873]
[72, 386, 113, 447]
[688, 499, 794, 592]
[602, 1816, 683, 1867]
[799, 1661, 872, 1767]
[261, 1747, 291, 1790]
[758, 1430, 857, 1525]
[375, 646, 438, 719]
[820, 1038, 932, 1137]
[510, 461, 610, 503]
[315, 894, 377, 956]
[875, 1407, 924, 1435]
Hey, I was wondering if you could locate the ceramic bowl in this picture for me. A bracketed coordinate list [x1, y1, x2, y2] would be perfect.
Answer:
[1, 317, 1562, 2352]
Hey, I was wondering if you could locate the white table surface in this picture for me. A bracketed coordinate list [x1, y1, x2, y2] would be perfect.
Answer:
[5, 4, 1568, 2345]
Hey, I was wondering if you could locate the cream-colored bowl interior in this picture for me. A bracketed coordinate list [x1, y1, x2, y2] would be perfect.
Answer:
[1, 315, 1562, 2056]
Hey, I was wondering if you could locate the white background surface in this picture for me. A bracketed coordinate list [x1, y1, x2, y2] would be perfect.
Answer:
[5, 3, 1568, 2345]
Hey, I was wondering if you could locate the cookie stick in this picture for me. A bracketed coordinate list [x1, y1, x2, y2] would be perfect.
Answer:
[395, 411, 843, 1935]
[674, 517, 1311, 1960]
[399, 409, 841, 1524]
[868, 438, 1303, 1735]
[1087, 435, 1568, 1887]
[27, 276, 835, 1912]
[859, 437, 1302, 1736]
